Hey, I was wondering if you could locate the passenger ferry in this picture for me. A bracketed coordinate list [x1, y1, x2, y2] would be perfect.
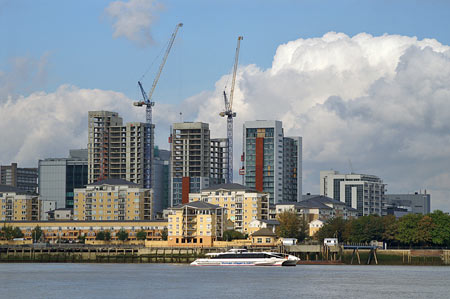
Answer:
[190, 249, 299, 266]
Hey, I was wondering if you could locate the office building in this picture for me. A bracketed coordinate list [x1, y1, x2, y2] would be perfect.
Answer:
[74, 178, 153, 221]
[320, 170, 386, 216]
[0, 163, 38, 193]
[170, 122, 210, 206]
[242, 120, 302, 204]
[210, 138, 229, 186]
[385, 191, 431, 217]
[189, 183, 269, 233]
[87, 111, 153, 188]
[38, 149, 88, 209]
[0, 185, 41, 221]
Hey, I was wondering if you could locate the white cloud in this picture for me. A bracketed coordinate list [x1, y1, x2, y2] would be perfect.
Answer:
[105, 0, 162, 46]
[187, 32, 450, 212]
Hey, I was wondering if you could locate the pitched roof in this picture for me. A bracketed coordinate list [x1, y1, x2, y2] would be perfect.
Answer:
[260, 219, 280, 226]
[0, 184, 34, 195]
[172, 201, 223, 210]
[88, 178, 140, 187]
[202, 183, 259, 193]
[251, 228, 277, 237]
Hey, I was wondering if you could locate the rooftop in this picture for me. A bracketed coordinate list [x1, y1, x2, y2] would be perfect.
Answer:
[251, 228, 277, 237]
[172, 201, 223, 210]
[0, 185, 35, 195]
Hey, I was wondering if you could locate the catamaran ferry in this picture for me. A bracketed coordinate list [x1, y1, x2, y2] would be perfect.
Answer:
[190, 249, 300, 266]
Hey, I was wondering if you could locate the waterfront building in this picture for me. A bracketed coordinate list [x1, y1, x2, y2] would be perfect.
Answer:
[2, 220, 167, 243]
[385, 191, 431, 217]
[0, 163, 38, 193]
[276, 195, 358, 223]
[320, 170, 386, 216]
[0, 185, 41, 221]
[250, 228, 278, 246]
[210, 138, 229, 185]
[247, 219, 279, 235]
[189, 183, 269, 234]
[73, 179, 153, 221]
[170, 122, 210, 206]
[242, 120, 302, 204]
[87, 111, 153, 188]
[309, 219, 324, 237]
[38, 149, 88, 209]
[167, 201, 226, 247]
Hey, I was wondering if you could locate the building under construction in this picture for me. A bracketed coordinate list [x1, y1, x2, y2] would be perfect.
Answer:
[87, 111, 153, 188]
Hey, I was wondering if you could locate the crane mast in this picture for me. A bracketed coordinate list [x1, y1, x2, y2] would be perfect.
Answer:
[134, 23, 183, 189]
[220, 36, 243, 184]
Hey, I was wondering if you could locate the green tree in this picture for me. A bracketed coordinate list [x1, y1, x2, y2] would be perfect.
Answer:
[346, 215, 384, 243]
[104, 230, 111, 241]
[381, 215, 398, 245]
[276, 211, 303, 239]
[396, 214, 424, 246]
[429, 210, 450, 246]
[117, 229, 128, 242]
[96, 231, 106, 240]
[222, 230, 246, 241]
[1, 225, 15, 240]
[136, 230, 147, 241]
[13, 227, 24, 239]
[161, 227, 168, 241]
[32, 226, 43, 243]
[77, 234, 86, 244]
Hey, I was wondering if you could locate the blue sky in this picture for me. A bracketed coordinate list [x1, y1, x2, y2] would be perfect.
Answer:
[1, 0, 450, 211]
[2, 0, 450, 103]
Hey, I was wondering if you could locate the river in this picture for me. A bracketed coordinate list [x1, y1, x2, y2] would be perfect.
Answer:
[0, 264, 449, 298]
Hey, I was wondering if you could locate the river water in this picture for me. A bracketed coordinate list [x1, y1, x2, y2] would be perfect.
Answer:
[0, 264, 449, 298]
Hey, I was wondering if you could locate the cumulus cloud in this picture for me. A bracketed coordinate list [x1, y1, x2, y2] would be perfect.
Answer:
[0, 85, 145, 166]
[105, 0, 162, 46]
[186, 32, 450, 211]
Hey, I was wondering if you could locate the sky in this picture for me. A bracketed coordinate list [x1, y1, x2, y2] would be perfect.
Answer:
[1, 0, 450, 211]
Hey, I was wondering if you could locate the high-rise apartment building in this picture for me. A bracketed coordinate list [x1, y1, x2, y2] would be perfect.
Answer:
[0, 163, 38, 193]
[242, 120, 302, 204]
[0, 185, 41, 221]
[320, 170, 386, 216]
[210, 138, 229, 186]
[73, 178, 153, 221]
[38, 149, 88, 208]
[88, 111, 153, 188]
[170, 122, 210, 206]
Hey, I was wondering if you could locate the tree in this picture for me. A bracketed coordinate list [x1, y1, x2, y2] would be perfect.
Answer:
[32, 226, 43, 243]
[346, 215, 384, 243]
[117, 229, 128, 242]
[136, 230, 147, 241]
[396, 214, 423, 246]
[13, 227, 24, 239]
[1, 225, 15, 240]
[96, 231, 106, 241]
[276, 211, 303, 239]
[222, 230, 246, 241]
[104, 230, 111, 241]
[429, 210, 450, 247]
[161, 227, 168, 241]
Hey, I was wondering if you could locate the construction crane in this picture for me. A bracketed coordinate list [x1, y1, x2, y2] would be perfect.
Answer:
[220, 36, 243, 184]
[134, 23, 183, 189]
